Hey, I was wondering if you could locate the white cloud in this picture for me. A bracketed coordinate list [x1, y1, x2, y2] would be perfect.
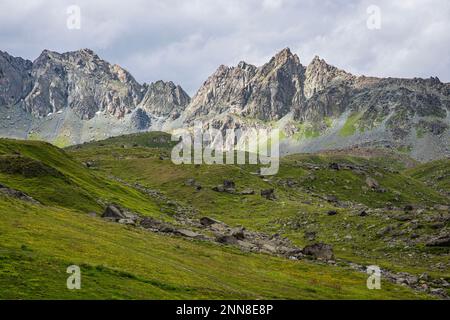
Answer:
[0, 0, 448, 95]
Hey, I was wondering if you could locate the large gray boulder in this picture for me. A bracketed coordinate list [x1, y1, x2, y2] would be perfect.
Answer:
[303, 243, 334, 260]
[102, 204, 127, 220]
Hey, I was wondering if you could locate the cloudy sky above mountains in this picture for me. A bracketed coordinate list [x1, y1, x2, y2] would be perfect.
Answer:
[1, 0, 449, 94]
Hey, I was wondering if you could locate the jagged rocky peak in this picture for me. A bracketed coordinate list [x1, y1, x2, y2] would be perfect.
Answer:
[186, 47, 305, 122]
[259, 47, 303, 76]
[304, 55, 354, 99]
[185, 61, 258, 121]
[139, 80, 190, 119]
[23, 48, 143, 119]
[237, 60, 257, 72]
[0, 51, 33, 106]
[239, 47, 305, 120]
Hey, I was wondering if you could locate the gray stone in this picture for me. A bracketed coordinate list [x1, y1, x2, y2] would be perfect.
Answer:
[303, 243, 334, 260]
[102, 204, 127, 220]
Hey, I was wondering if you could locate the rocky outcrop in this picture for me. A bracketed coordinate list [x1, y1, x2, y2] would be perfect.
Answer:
[0, 51, 33, 107]
[0, 49, 189, 145]
[23, 49, 144, 119]
[303, 243, 334, 261]
[0, 183, 39, 204]
[426, 232, 450, 247]
[184, 48, 305, 122]
[303, 55, 353, 99]
[139, 80, 190, 119]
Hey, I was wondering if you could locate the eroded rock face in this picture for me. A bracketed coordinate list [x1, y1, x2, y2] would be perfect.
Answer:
[185, 48, 305, 122]
[139, 80, 190, 119]
[0, 51, 33, 106]
[25, 49, 145, 119]
[130, 108, 151, 130]
[303, 55, 353, 99]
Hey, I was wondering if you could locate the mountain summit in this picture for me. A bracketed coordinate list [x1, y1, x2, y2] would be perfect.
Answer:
[0, 48, 448, 160]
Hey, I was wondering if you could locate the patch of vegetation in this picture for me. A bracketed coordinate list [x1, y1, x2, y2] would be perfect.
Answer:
[339, 112, 363, 137]
[405, 159, 450, 193]
[292, 123, 322, 141]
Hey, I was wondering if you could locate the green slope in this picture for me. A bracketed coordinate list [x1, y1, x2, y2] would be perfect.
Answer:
[0, 195, 428, 299]
[68, 133, 450, 281]
[0, 134, 448, 299]
[404, 158, 450, 195]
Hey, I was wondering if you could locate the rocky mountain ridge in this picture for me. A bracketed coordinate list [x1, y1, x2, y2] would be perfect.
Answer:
[0, 47, 449, 161]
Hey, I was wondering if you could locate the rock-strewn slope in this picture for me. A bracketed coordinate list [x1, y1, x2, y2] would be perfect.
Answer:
[0, 47, 449, 161]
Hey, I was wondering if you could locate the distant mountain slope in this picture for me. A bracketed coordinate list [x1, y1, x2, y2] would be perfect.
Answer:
[0, 48, 448, 161]
[0, 49, 190, 145]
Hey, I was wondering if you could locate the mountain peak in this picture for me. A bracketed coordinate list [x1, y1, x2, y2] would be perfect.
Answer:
[271, 47, 300, 65]
[304, 56, 354, 98]
[275, 47, 293, 58]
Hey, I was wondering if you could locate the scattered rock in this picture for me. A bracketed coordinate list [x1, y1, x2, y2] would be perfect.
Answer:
[185, 178, 202, 190]
[212, 180, 236, 194]
[231, 227, 246, 240]
[359, 210, 368, 217]
[239, 189, 255, 195]
[329, 163, 340, 170]
[118, 218, 135, 225]
[102, 204, 127, 220]
[365, 176, 380, 189]
[184, 178, 196, 186]
[304, 231, 317, 241]
[419, 273, 430, 281]
[303, 243, 334, 260]
[200, 217, 220, 227]
[435, 205, 449, 211]
[426, 233, 450, 247]
[394, 215, 412, 222]
[223, 180, 235, 190]
[324, 195, 339, 203]
[261, 243, 277, 254]
[216, 235, 238, 245]
[0, 184, 40, 204]
[83, 161, 95, 168]
[261, 189, 277, 200]
[175, 229, 202, 239]
[377, 225, 393, 237]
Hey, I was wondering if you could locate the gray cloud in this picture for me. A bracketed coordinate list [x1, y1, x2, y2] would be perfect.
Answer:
[1, 0, 449, 94]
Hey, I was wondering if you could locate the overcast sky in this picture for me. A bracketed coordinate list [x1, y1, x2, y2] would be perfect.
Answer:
[1, 0, 449, 94]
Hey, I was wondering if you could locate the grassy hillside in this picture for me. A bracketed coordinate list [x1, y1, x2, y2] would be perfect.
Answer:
[68, 133, 450, 280]
[404, 159, 450, 195]
[0, 194, 427, 299]
[0, 134, 448, 299]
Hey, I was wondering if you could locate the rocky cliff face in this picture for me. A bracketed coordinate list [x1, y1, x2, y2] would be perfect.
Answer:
[0, 49, 190, 144]
[0, 51, 33, 107]
[139, 80, 190, 119]
[22, 49, 144, 119]
[0, 47, 448, 161]
[185, 48, 304, 122]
